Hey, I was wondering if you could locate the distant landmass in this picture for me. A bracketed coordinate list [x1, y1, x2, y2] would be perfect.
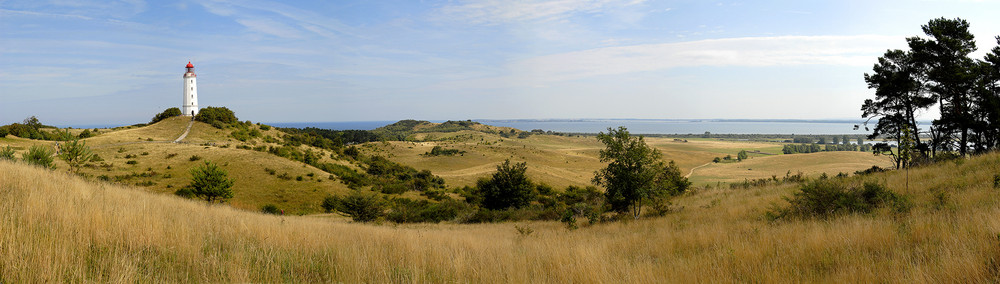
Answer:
[265, 118, 920, 135]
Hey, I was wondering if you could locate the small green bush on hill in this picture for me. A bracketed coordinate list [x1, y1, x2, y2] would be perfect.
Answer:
[151, 107, 182, 124]
[194, 106, 238, 129]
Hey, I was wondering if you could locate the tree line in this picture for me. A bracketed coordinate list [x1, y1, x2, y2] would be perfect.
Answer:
[862, 17, 1000, 168]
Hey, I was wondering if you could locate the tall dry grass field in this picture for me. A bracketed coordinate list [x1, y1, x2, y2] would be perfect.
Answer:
[3, 152, 1000, 282]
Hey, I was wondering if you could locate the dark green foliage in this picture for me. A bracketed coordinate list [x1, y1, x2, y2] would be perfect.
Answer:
[189, 155, 201, 162]
[174, 187, 194, 199]
[125, 160, 138, 165]
[21, 145, 54, 168]
[476, 159, 536, 210]
[385, 198, 467, 223]
[314, 163, 367, 188]
[325, 191, 385, 222]
[187, 161, 235, 203]
[364, 156, 445, 193]
[766, 180, 910, 220]
[782, 144, 824, 154]
[737, 150, 748, 161]
[151, 107, 182, 124]
[712, 157, 721, 163]
[77, 129, 95, 139]
[592, 126, 666, 219]
[854, 166, 887, 176]
[0, 146, 15, 161]
[261, 204, 281, 215]
[559, 186, 604, 228]
[194, 106, 238, 129]
[993, 174, 1000, 189]
[424, 145, 465, 156]
[58, 139, 93, 173]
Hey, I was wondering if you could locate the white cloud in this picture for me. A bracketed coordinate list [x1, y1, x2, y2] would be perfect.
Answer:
[438, 0, 647, 25]
[434, 35, 905, 90]
[509, 35, 903, 81]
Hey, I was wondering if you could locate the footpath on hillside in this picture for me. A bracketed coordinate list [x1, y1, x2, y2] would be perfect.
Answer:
[685, 162, 712, 178]
[173, 119, 194, 143]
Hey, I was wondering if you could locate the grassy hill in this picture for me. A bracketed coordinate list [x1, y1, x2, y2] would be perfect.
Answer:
[3, 149, 999, 282]
[0, 116, 353, 214]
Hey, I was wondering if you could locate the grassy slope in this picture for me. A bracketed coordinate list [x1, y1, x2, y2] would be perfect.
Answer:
[0, 116, 351, 214]
[3, 152, 1000, 282]
[363, 132, 891, 188]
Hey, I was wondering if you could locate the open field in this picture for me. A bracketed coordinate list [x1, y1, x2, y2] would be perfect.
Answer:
[3, 151, 1000, 282]
[361, 131, 892, 188]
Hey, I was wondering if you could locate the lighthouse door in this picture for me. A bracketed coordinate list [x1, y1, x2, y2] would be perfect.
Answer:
[191, 111, 195, 116]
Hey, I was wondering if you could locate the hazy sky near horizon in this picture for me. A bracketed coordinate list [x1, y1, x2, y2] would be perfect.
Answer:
[2, 0, 1000, 126]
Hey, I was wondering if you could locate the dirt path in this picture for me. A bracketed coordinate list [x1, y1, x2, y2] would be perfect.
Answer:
[685, 162, 712, 178]
[173, 120, 194, 143]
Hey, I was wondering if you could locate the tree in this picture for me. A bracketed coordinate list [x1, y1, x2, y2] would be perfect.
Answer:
[832, 136, 840, 145]
[58, 138, 93, 173]
[737, 150, 748, 161]
[151, 107, 182, 124]
[908, 17, 978, 156]
[21, 145, 54, 169]
[476, 159, 536, 210]
[592, 126, 663, 219]
[861, 48, 934, 163]
[187, 161, 234, 203]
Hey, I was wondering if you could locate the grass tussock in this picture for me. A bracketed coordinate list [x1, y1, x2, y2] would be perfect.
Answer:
[3, 152, 1000, 282]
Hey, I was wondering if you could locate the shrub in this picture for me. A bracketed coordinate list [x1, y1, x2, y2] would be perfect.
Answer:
[189, 155, 202, 162]
[264, 168, 276, 175]
[261, 204, 281, 215]
[151, 107, 182, 124]
[260, 124, 271, 131]
[174, 187, 194, 198]
[325, 191, 385, 222]
[21, 145, 54, 169]
[194, 106, 238, 129]
[125, 160, 138, 165]
[766, 180, 909, 220]
[476, 159, 536, 210]
[77, 129, 95, 139]
[0, 146, 15, 161]
[994, 174, 1000, 189]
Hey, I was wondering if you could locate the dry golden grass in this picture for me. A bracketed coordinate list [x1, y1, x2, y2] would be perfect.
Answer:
[4, 152, 1000, 282]
[365, 133, 889, 189]
[1, 117, 352, 214]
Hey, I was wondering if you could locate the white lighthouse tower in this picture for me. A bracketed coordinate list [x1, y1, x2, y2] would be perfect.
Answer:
[182, 61, 199, 116]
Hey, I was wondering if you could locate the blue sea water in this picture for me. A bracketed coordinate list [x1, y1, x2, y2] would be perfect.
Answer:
[267, 119, 873, 135]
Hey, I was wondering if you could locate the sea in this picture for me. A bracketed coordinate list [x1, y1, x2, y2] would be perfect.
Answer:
[267, 119, 876, 135]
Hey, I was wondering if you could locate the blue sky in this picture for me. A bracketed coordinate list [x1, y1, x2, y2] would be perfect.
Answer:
[2, 0, 999, 126]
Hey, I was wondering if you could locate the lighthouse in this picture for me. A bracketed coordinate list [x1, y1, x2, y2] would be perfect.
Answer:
[182, 61, 199, 116]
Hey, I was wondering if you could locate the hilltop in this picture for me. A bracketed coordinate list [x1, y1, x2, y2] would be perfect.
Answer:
[2, 146, 999, 282]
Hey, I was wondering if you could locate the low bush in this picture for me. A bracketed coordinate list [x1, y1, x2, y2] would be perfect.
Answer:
[21, 145, 54, 169]
[0, 146, 15, 160]
[323, 191, 385, 222]
[261, 204, 281, 215]
[189, 155, 202, 162]
[766, 180, 910, 220]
